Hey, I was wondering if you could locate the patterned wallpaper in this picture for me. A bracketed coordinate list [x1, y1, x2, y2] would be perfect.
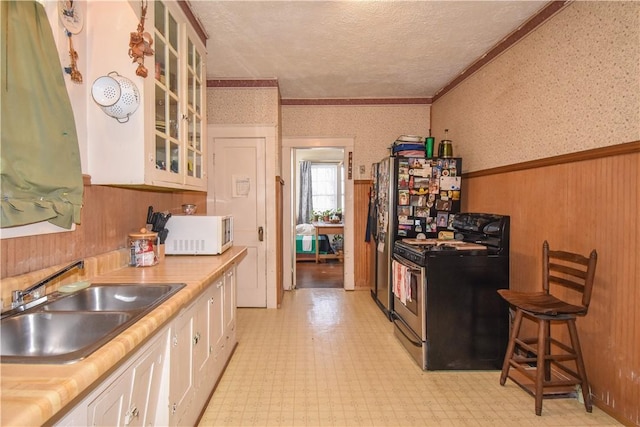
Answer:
[431, 1, 640, 172]
[281, 105, 430, 179]
[207, 86, 430, 179]
[207, 87, 280, 125]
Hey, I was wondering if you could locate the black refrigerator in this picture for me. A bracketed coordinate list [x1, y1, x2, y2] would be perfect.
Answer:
[370, 155, 463, 319]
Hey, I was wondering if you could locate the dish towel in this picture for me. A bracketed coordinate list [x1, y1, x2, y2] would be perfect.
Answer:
[392, 260, 410, 306]
[302, 235, 313, 251]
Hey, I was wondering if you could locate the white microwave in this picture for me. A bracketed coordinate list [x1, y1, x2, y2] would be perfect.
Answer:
[164, 215, 233, 255]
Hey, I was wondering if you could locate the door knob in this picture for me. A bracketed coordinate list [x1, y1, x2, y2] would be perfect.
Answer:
[258, 226, 264, 241]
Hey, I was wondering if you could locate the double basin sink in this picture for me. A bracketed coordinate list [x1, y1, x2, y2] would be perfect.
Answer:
[0, 283, 185, 364]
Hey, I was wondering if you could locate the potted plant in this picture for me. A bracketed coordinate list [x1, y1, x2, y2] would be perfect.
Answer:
[331, 234, 343, 252]
[310, 210, 322, 223]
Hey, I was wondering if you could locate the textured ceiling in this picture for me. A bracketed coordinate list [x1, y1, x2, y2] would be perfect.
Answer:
[190, 1, 549, 99]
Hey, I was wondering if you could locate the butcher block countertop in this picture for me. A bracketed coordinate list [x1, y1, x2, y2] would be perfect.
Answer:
[0, 246, 247, 427]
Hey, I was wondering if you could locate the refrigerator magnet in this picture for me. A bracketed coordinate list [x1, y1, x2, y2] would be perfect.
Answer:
[414, 177, 430, 188]
[398, 206, 411, 216]
[436, 212, 448, 227]
[399, 190, 409, 205]
[440, 176, 461, 191]
[414, 207, 429, 218]
[413, 167, 430, 178]
[435, 199, 452, 211]
[410, 195, 426, 207]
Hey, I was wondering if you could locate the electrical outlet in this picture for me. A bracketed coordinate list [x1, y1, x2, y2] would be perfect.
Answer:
[359, 165, 365, 175]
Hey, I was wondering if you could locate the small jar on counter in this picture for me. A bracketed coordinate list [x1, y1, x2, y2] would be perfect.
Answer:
[128, 228, 159, 267]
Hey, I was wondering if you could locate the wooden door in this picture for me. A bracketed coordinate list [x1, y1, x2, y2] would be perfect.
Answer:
[211, 136, 267, 307]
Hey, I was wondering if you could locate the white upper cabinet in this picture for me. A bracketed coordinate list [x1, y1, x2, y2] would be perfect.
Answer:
[86, 1, 206, 191]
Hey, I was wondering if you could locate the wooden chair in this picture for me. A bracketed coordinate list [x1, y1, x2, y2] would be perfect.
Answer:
[497, 240, 597, 416]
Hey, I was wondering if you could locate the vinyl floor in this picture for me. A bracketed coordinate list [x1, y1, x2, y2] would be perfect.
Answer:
[198, 289, 620, 426]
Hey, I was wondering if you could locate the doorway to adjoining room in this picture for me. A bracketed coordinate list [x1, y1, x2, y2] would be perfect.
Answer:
[293, 147, 344, 289]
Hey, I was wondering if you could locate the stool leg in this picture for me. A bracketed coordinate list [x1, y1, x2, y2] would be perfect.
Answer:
[544, 320, 551, 381]
[567, 319, 593, 413]
[535, 318, 547, 416]
[500, 309, 523, 386]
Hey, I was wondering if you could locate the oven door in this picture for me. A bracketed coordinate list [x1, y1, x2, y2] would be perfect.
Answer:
[391, 253, 425, 343]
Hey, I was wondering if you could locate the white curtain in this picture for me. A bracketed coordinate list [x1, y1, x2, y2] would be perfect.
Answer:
[311, 163, 338, 213]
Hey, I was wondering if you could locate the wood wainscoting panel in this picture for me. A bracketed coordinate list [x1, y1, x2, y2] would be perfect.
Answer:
[462, 150, 639, 426]
[1, 179, 206, 279]
[354, 180, 373, 290]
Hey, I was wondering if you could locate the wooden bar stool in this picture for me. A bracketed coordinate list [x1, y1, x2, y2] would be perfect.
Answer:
[497, 241, 597, 416]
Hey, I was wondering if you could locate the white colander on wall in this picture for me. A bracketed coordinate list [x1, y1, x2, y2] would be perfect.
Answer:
[91, 71, 140, 123]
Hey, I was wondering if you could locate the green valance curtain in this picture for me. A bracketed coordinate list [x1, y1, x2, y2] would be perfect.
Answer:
[1, 0, 83, 229]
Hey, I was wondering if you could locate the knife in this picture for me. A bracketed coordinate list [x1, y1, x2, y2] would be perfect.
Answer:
[146, 206, 154, 226]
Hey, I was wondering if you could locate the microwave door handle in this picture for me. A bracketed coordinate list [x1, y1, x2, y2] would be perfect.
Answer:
[258, 226, 264, 242]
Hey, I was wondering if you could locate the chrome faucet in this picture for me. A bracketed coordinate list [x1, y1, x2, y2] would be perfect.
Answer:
[11, 260, 85, 309]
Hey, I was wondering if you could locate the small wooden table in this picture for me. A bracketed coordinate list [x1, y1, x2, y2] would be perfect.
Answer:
[312, 222, 344, 263]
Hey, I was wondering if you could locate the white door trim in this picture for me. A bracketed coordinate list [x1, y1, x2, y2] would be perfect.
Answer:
[282, 137, 355, 291]
[208, 124, 278, 309]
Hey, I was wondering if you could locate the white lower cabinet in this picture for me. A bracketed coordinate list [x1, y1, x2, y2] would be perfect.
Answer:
[192, 276, 225, 420]
[56, 264, 238, 427]
[55, 328, 168, 427]
[223, 266, 237, 361]
[169, 270, 234, 426]
[168, 301, 195, 425]
[88, 337, 163, 426]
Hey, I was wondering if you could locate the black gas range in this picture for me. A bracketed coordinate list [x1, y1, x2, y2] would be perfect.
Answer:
[393, 213, 510, 265]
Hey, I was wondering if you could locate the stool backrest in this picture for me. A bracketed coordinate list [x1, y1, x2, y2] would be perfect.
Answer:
[542, 240, 598, 313]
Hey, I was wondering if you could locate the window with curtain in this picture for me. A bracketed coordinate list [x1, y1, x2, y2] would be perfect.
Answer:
[311, 163, 342, 213]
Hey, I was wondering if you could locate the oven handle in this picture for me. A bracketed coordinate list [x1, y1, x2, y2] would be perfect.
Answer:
[392, 254, 423, 272]
[392, 313, 422, 348]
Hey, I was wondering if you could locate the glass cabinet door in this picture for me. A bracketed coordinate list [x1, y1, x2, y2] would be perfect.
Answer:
[150, 0, 205, 188]
[186, 38, 203, 180]
[154, 1, 180, 176]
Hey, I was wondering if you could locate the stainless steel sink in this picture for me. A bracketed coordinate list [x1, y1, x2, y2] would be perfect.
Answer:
[0, 283, 185, 364]
[41, 284, 183, 312]
[1, 312, 133, 363]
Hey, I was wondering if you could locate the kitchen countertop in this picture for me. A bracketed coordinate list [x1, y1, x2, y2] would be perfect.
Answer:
[0, 246, 247, 427]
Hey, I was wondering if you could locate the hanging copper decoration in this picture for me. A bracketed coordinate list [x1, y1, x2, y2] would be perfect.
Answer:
[65, 30, 82, 83]
[128, 0, 154, 78]
[59, 1, 83, 83]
